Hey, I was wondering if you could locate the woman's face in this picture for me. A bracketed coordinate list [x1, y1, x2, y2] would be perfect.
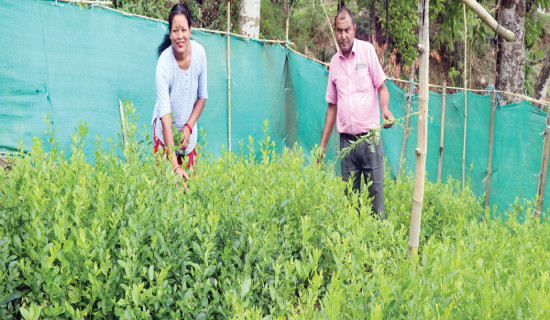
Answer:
[170, 14, 191, 56]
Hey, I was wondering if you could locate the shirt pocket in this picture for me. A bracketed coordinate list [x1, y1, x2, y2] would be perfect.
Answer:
[354, 68, 373, 92]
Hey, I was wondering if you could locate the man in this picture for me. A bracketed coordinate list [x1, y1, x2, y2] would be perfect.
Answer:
[319, 6, 394, 219]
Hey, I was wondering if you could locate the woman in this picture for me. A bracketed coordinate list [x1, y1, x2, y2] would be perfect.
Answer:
[151, 3, 207, 186]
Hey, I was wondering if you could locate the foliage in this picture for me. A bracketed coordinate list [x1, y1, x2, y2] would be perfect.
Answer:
[2, 103, 550, 318]
[116, 0, 241, 32]
[287, 0, 337, 62]
[259, 0, 286, 41]
[356, 0, 418, 67]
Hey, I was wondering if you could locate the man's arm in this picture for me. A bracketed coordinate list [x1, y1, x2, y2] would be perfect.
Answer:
[320, 103, 337, 154]
[378, 82, 394, 128]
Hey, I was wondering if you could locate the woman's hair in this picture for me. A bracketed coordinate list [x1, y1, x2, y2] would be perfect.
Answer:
[157, 3, 193, 57]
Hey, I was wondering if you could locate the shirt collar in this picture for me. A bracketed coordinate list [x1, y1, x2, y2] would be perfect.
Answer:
[338, 38, 357, 60]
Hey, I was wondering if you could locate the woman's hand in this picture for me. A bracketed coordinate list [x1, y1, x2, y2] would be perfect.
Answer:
[174, 166, 190, 190]
[180, 125, 191, 150]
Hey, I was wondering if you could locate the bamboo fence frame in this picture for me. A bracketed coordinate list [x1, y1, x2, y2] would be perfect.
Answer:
[397, 78, 414, 180]
[118, 98, 128, 151]
[388, 77, 550, 107]
[484, 91, 496, 209]
[408, 0, 429, 258]
[437, 82, 446, 183]
[536, 112, 550, 218]
[462, 4, 468, 194]
[95, 4, 292, 45]
[52, 0, 113, 5]
[319, 0, 338, 51]
[285, 14, 290, 44]
[227, 2, 232, 152]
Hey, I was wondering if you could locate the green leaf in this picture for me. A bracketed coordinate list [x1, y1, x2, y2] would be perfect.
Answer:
[241, 276, 252, 299]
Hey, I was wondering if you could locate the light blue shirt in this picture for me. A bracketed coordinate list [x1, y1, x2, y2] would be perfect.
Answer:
[152, 40, 208, 154]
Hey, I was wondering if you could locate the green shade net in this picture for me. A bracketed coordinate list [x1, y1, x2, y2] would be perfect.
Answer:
[1, 0, 549, 215]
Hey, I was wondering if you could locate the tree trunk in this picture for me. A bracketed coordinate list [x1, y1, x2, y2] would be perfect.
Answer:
[338, 0, 345, 10]
[239, 0, 261, 38]
[496, 0, 526, 105]
[535, 54, 550, 101]
[385, 0, 389, 45]
[370, 0, 376, 38]
[408, 0, 429, 258]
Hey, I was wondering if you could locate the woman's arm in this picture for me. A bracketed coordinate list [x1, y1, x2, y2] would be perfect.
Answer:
[161, 113, 190, 182]
[180, 98, 206, 150]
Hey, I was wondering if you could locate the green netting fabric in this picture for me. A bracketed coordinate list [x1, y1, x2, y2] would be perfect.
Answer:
[1, 0, 549, 214]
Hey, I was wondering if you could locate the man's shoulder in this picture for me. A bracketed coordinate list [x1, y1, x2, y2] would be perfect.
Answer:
[328, 52, 341, 67]
[355, 39, 375, 53]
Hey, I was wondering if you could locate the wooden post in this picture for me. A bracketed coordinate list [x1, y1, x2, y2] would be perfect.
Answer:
[408, 0, 429, 258]
[462, 4, 468, 195]
[397, 77, 414, 180]
[54, 0, 113, 5]
[118, 98, 128, 151]
[227, 2, 232, 152]
[285, 10, 290, 44]
[484, 91, 496, 209]
[319, 0, 339, 51]
[535, 112, 550, 218]
[437, 81, 446, 183]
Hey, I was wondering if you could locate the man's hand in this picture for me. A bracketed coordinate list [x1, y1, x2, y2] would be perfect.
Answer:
[319, 103, 337, 164]
[382, 109, 394, 129]
[316, 147, 326, 165]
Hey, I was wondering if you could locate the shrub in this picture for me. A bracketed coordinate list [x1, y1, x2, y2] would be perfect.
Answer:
[1, 101, 550, 319]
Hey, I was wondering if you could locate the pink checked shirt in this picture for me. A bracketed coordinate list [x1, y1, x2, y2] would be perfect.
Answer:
[325, 39, 386, 135]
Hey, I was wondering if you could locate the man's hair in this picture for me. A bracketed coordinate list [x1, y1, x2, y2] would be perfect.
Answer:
[335, 6, 355, 26]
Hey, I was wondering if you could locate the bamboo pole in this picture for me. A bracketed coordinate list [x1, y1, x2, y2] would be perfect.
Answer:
[55, 0, 113, 5]
[227, 2, 232, 152]
[287, 46, 328, 67]
[397, 74, 415, 180]
[437, 81, 446, 183]
[535, 112, 550, 218]
[285, 12, 290, 45]
[385, 77, 550, 107]
[319, 0, 339, 51]
[459, 0, 515, 41]
[98, 5, 292, 45]
[408, 0, 429, 258]
[118, 98, 128, 151]
[462, 4, 468, 195]
[484, 91, 496, 209]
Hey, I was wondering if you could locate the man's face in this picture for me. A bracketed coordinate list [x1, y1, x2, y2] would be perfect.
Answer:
[335, 13, 356, 55]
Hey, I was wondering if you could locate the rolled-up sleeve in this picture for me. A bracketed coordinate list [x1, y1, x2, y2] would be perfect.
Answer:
[197, 47, 208, 99]
[156, 61, 171, 119]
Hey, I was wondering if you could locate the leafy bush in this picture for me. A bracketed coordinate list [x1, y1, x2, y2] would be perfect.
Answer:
[386, 172, 485, 243]
[2, 101, 550, 319]
[116, 0, 241, 32]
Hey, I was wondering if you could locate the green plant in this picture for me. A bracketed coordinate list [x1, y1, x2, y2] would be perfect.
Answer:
[2, 101, 550, 319]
